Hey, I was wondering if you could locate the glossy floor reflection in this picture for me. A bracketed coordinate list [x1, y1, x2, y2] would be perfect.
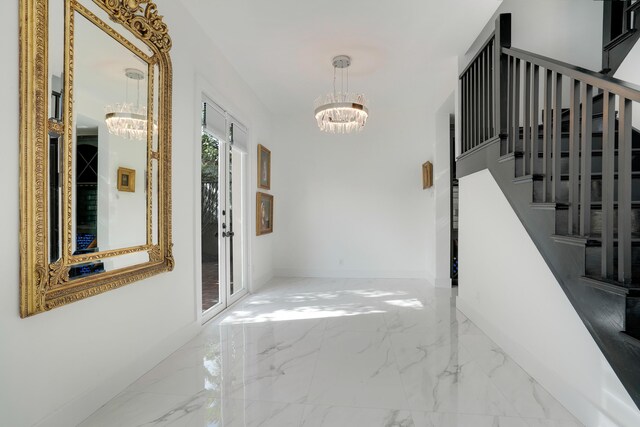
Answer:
[80, 278, 583, 427]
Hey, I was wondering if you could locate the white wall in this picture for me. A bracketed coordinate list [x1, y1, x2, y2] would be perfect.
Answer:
[462, 0, 602, 72]
[614, 42, 640, 131]
[457, 170, 640, 427]
[0, 1, 274, 426]
[273, 108, 431, 279]
[272, 57, 457, 281]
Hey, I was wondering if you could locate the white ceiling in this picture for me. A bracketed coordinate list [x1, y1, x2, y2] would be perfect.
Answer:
[178, 0, 502, 114]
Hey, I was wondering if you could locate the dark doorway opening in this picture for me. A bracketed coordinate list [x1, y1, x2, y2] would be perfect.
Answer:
[450, 120, 458, 286]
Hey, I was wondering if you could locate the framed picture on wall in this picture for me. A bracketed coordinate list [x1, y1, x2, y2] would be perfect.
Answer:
[256, 192, 273, 235]
[422, 161, 433, 189]
[117, 167, 136, 192]
[257, 144, 271, 190]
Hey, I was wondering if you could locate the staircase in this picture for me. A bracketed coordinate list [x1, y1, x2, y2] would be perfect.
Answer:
[457, 13, 640, 409]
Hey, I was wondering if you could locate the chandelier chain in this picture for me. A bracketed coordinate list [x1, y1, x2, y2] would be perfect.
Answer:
[333, 66, 336, 96]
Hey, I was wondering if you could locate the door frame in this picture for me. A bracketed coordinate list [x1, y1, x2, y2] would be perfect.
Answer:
[195, 87, 250, 325]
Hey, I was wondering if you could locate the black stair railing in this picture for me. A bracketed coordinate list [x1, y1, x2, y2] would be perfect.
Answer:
[459, 30, 497, 153]
[460, 13, 640, 285]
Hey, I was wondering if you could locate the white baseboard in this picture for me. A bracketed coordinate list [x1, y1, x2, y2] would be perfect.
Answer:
[456, 297, 638, 427]
[251, 270, 274, 292]
[274, 268, 431, 280]
[35, 321, 202, 427]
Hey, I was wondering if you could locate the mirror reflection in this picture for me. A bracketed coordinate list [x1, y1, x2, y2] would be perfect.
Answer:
[71, 11, 151, 275]
[20, 0, 173, 316]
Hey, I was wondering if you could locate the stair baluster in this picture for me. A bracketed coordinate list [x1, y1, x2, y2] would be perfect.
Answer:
[579, 84, 593, 237]
[531, 65, 540, 177]
[543, 69, 553, 202]
[524, 62, 532, 176]
[512, 58, 521, 162]
[552, 72, 563, 202]
[568, 79, 581, 234]
[602, 91, 616, 278]
[619, 97, 633, 283]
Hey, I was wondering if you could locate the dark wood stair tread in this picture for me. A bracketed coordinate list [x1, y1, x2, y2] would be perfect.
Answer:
[513, 174, 543, 184]
[579, 276, 640, 296]
[620, 331, 640, 347]
[551, 234, 588, 246]
[553, 202, 640, 210]
[530, 202, 557, 210]
[552, 234, 640, 247]
[499, 151, 523, 163]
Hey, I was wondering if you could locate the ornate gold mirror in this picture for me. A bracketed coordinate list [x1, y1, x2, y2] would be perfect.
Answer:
[19, 0, 173, 317]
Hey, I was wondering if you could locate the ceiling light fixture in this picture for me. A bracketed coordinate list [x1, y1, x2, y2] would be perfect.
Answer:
[105, 68, 151, 141]
[314, 55, 368, 134]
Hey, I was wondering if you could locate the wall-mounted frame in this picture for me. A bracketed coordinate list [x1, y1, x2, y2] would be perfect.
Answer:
[257, 144, 271, 190]
[19, 0, 174, 317]
[256, 192, 273, 236]
[117, 167, 136, 192]
[422, 161, 433, 189]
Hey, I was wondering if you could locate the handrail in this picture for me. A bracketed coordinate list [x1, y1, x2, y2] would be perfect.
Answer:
[459, 31, 495, 79]
[503, 46, 640, 102]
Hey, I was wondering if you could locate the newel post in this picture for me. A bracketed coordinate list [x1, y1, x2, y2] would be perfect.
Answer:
[494, 13, 511, 152]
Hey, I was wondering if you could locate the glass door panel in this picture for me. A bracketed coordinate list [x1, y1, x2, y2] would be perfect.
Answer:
[228, 147, 245, 296]
[201, 130, 221, 313]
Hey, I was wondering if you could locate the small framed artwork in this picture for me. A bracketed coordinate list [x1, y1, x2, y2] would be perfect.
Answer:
[117, 167, 136, 192]
[257, 144, 271, 190]
[256, 192, 274, 235]
[422, 161, 433, 189]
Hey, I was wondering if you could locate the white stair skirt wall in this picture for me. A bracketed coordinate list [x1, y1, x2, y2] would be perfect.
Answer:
[457, 169, 640, 427]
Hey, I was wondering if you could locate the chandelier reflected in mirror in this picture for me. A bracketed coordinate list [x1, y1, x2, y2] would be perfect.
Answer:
[105, 68, 152, 141]
[314, 55, 369, 134]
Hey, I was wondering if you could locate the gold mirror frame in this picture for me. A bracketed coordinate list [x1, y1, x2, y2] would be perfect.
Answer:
[19, 0, 174, 317]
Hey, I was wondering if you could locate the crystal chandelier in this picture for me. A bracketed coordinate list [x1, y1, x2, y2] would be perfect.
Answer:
[105, 68, 151, 142]
[314, 55, 368, 134]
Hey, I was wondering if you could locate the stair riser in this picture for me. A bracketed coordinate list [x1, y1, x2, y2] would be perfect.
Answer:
[555, 208, 640, 236]
[512, 130, 640, 154]
[532, 178, 640, 204]
[521, 153, 640, 175]
[626, 297, 640, 336]
[585, 246, 640, 279]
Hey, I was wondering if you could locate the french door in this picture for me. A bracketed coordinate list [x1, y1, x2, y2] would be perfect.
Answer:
[200, 100, 247, 321]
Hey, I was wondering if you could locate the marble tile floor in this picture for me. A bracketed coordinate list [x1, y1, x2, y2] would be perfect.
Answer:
[80, 277, 583, 427]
